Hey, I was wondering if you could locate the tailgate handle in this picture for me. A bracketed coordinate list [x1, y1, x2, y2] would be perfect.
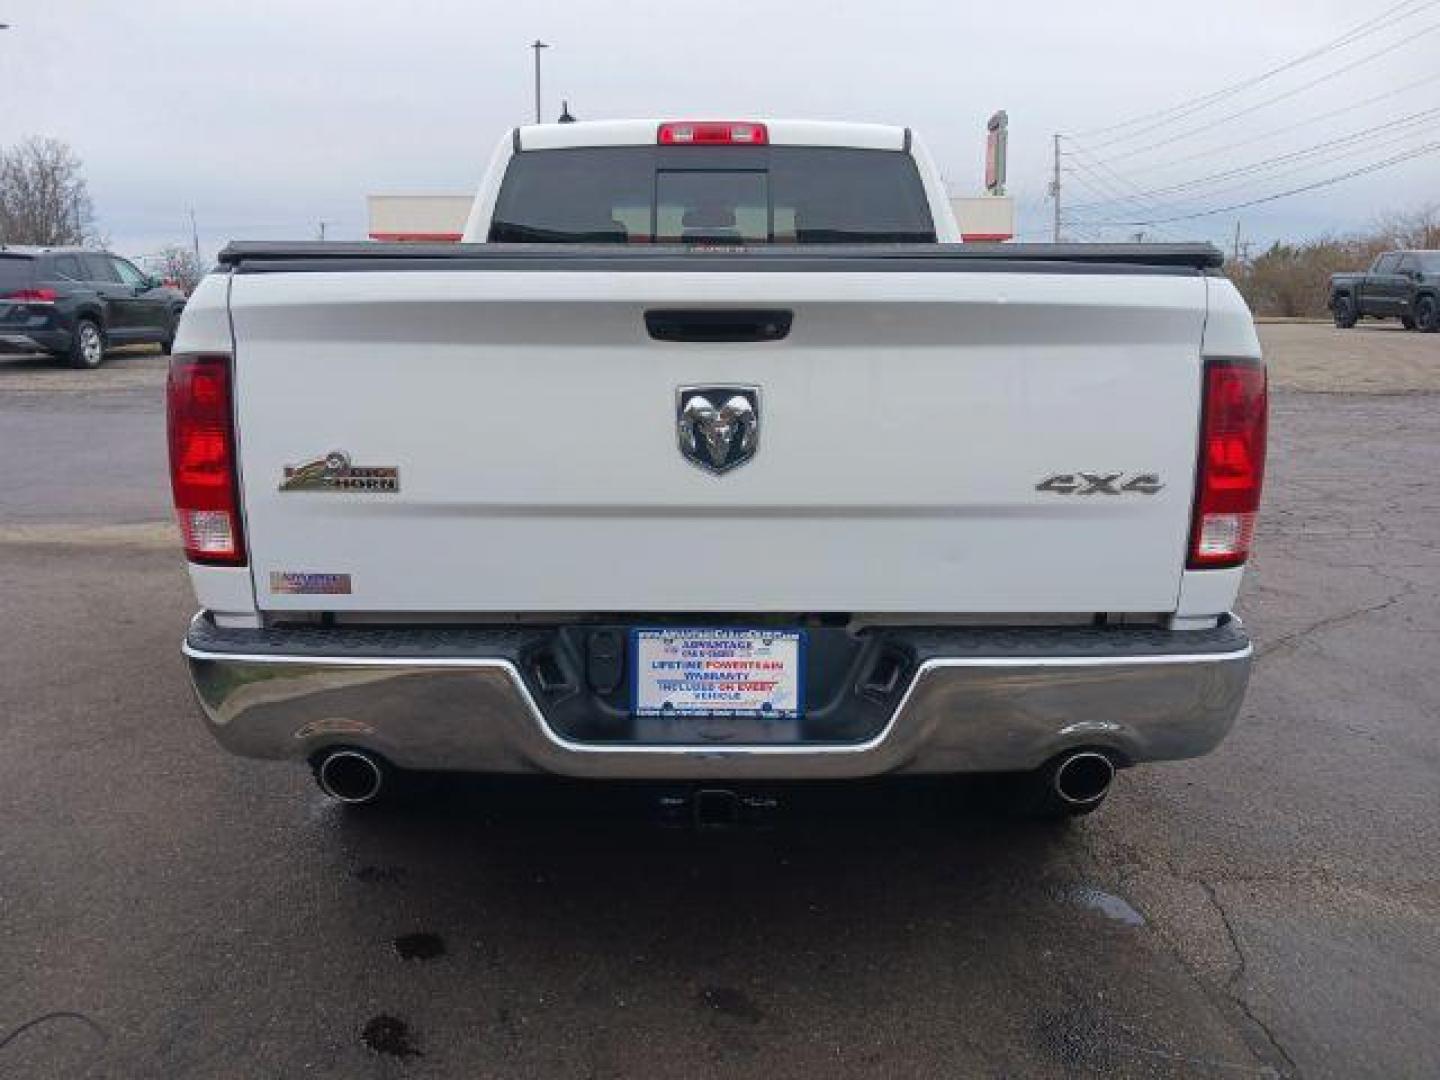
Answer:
[645, 309, 792, 343]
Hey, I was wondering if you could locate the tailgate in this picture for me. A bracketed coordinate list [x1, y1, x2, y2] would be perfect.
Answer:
[229, 266, 1206, 614]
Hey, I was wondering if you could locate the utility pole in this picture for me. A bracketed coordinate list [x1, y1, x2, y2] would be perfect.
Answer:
[1231, 219, 1242, 264]
[1050, 134, 1062, 243]
[189, 208, 201, 264]
[531, 40, 548, 124]
[317, 220, 333, 241]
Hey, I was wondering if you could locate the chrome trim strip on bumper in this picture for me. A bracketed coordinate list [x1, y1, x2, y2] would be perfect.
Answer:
[181, 615, 1252, 780]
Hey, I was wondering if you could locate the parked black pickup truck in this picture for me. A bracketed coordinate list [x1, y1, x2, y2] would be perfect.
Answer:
[1329, 250, 1440, 332]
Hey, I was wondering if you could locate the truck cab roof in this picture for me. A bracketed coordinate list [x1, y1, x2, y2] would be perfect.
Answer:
[515, 118, 910, 152]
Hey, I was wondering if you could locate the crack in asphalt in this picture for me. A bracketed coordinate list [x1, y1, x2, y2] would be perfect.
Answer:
[1199, 879, 1299, 1078]
[1077, 837, 1289, 1077]
[0, 1011, 109, 1069]
[1093, 834, 1303, 1078]
[1255, 592, 1408, 662]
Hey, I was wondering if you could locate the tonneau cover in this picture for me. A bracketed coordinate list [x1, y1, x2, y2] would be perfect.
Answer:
[218, 241, 1225, 273]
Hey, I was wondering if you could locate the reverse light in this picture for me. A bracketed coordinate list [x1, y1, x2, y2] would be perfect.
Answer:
[4, 287, 58, 303]
[167, 354, 246, 565]
[658, 121, 768, 145]
[1188, 358, 1267, 569]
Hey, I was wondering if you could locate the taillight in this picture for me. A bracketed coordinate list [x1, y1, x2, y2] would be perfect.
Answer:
[658, 121, 768, 145]
[1188, 358, 1267, 569]
[4, 287, 57, 303]
[167, 354, 246, 565]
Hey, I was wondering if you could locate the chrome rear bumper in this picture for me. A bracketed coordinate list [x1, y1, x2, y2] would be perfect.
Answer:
[182, 614, 1251, 780]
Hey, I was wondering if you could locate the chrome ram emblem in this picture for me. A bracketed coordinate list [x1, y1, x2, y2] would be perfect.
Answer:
[676, 386, 760, 474]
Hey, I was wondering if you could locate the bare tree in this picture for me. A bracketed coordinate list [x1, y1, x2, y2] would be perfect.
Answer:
[1232, 238, 1373, 318]
[1374, 204, 1440, 251]
[0, 136, 97, 246]
[152, 244, 205, 293]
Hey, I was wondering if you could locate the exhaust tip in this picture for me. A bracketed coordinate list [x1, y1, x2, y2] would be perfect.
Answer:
[316, 749, 386, 805]
[1052, 751, 1115, 806]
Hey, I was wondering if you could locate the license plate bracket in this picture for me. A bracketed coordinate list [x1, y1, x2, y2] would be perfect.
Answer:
[630, 628, 805, 719]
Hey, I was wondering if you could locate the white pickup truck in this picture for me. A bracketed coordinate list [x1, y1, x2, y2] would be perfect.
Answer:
[170, 119, 1266, 819]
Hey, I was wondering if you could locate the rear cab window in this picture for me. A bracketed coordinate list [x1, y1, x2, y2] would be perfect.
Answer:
[489, 146, 936, 244]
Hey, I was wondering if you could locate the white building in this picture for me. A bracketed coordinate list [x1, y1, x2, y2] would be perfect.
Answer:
[948, 196, 1014, 242]
[366, 195, 472, 242]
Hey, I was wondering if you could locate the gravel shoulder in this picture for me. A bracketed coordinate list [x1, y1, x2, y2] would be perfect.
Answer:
[1260, 322, 1440, 394]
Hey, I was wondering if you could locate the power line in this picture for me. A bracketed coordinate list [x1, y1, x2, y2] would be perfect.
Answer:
[1068, 121, 1440, 222]
[1064, 169, 1153, 212]
[1060, 159, 1186, 238]
[1064, 145, 1192, 215]
[1102, 69, 1440, 180]
[1062, 145, 1233, 243]
[1064, 106, 1440, 211]
[1076, 0, 1432, 141]
[1073, 0, 1436, 142]
[1057, 148, 1204, 240]
[1058, 191, 1167, 241]
[1070, 140, 1440, 226]
[1064, 166, 1154, 209]
[1052, 2, 1440, 245]
[1076, 20, 1440, 165]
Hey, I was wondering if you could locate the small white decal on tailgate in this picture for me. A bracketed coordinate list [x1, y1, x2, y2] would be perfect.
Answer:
[270, 572, 352, 595]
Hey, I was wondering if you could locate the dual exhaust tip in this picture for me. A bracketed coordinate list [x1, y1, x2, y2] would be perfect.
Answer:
[311, 746, 1117, 812]
[1050, 750, 1116, 807]
[315, 749, 386, 805]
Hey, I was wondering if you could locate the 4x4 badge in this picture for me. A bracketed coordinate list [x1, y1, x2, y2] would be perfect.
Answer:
[1036, 472, 1164, 495]
[280, 450, 399, 493]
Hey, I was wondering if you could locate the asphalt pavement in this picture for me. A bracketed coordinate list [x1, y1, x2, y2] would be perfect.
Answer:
[1, 328, 1437, 1078]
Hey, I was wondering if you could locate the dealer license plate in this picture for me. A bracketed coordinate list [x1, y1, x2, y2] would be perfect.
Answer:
[631, 628, 805, 718]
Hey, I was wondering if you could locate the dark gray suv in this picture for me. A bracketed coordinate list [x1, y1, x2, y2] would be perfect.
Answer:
[0, 246, 188, 368]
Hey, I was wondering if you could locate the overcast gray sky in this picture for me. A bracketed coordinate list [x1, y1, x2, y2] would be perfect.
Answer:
[3, 0, 1436, 260]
